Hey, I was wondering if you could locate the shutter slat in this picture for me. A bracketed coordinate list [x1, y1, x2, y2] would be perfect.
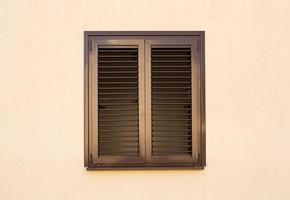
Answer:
[151, 65, 191, 67]
[99, 55, 138, 58]
[151, 46, 192, 156]
[99, 70, 137, 73]
[99, 66, 139, 69]
[98, 46, 140, 157]
[152, 55, 191, 57]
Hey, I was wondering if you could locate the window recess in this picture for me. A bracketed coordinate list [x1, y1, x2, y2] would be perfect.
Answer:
[84, 32, 205, 169]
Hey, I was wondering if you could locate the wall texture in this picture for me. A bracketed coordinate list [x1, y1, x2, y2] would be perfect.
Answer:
[0, 0, 290, 199]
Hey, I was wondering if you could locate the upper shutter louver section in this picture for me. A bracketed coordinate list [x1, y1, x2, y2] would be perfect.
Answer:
[97, 46, 140, 157]
[151, 46, 193, 156]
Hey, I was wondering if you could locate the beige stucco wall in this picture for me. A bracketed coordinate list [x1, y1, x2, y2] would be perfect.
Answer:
[1, 0, 290, 199]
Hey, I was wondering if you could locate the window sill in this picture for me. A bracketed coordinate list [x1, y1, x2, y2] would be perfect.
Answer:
[86, 164, 205, 170]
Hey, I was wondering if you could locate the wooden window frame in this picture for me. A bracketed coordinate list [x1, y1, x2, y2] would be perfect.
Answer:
[84, 31, 205, 170]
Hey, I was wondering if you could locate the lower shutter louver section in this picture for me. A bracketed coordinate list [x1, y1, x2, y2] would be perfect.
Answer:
[98, 46, 139, 156]
[151, 46, 193, 157]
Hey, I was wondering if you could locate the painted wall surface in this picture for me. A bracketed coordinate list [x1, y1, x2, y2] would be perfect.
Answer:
[0, 0, 290, 199]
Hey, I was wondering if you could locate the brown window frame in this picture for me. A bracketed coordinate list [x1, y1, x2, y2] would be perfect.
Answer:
[84, 31, 205, 170]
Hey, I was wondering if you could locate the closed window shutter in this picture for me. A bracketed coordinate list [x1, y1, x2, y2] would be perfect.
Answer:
[145, 39, 199, 164]
[98, 46, 140, 156]
[151, 46, 193, 156]
[90, 39, 145, 164]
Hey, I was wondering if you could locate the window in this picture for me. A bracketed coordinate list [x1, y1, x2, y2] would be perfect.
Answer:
[84, 32, 205, 169]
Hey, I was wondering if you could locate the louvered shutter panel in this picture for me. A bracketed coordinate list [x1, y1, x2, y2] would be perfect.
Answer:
[90, 39, 145, 164]
[145, 39, 199, 164]
[151, 46, 192, 155]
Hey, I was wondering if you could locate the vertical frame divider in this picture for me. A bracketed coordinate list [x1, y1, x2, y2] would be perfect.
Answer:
[89, 39, 98, 163]
[84, 33, 89, 166]
[191, 37, 200, 162]
[145, 41, 152, 162]
[138, 40, 146, 162]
